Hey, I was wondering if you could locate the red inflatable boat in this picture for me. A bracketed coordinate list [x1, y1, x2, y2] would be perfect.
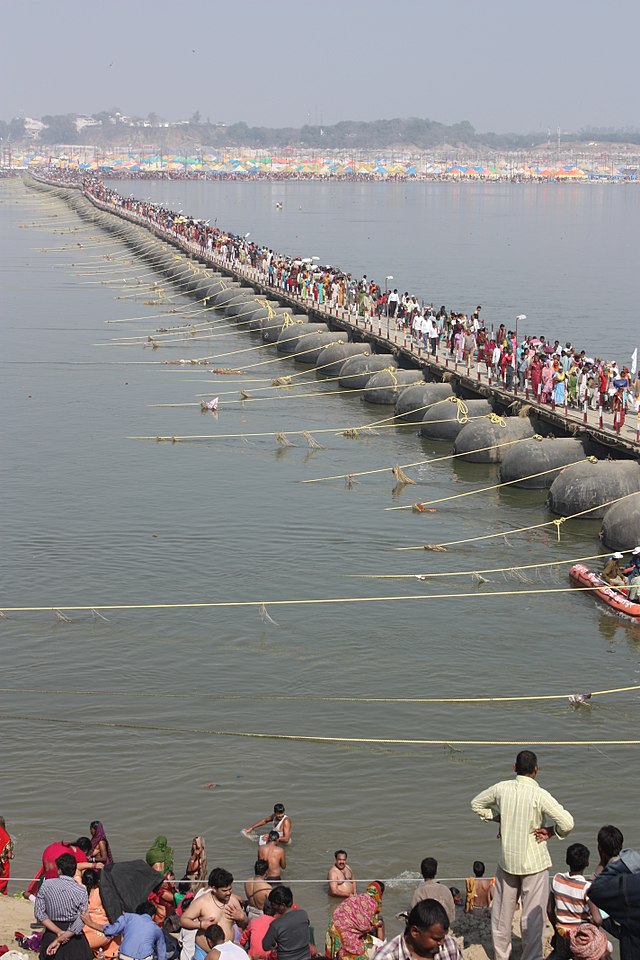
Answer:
[569, 563, 640, 622]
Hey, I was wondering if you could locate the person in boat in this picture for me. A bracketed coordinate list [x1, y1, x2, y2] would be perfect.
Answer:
[602, 553, 628, 588]
[243, 804, 291, 845]
[623, 547, 640, 601]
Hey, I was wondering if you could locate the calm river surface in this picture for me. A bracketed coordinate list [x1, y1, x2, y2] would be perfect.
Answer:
[1, 177, 639, 932]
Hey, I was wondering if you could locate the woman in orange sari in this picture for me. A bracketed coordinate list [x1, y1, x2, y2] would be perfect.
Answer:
[82, 870, 120, 960]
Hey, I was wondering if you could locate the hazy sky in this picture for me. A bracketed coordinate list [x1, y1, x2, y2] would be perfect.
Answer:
[2, 0, 637, 133]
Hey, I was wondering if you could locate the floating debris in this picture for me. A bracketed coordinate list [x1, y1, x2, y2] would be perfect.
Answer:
[303, 431, 324, 449]
[392, 464, 416, 485]
[259, 602, 279, 626]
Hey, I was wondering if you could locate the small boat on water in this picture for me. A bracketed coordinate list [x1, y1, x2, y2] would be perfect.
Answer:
[569, 563, 640, 622]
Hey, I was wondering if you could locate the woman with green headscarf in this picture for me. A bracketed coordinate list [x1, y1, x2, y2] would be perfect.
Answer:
[146, 836, 174, 873]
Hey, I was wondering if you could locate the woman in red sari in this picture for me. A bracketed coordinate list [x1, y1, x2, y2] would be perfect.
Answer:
[25, 838, 93, 898]
[0, 815, 14, 895]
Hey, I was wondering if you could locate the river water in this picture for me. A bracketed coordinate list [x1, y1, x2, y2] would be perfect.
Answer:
[1, 177, 639, 937]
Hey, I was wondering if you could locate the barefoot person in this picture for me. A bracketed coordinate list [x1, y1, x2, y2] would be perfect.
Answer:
[243, 805, 291, 846]
[328, 851, 356, 899]
[258, 832, 286, 881]
[180, 867, 248, 959]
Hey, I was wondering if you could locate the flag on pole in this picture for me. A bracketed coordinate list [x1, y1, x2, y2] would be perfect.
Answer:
[632, 348, 638, 375]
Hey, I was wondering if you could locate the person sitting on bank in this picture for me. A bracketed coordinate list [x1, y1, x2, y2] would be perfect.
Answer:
[592, 825, 624, 878]
[83, 901, 167, 960]
[602, 553, 628, 587]
[202, 924, 247, 960]
[261, 885, 311, 960]
[547, 843, 604, 959]
[410, 858, 455, 927]
[464, 861, 493, 913]
[372, 899, 463, 960]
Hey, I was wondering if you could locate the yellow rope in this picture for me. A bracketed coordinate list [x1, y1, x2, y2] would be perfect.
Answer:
[303, 436, 529, 484]
[165, 386, 485, 410]
[129, 415, 476, 441]
[0, 679, 635, 703]
[0, 583, 628, 614]
[488, 412, 507, 426]
[351, 552, 614, 579]
[385, 459, 587, 510]
[164, 350, 373, 385]
[446, 395, 469, 423]
[395, 490, 640, 551]
[3, 713, 640, 746]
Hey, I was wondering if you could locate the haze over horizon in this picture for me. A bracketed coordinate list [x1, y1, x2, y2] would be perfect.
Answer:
[2, 0, 638, 135]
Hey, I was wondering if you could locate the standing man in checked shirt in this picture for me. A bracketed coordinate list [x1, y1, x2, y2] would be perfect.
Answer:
[471, 750, 574, 960]
[35, 853, 92, 960]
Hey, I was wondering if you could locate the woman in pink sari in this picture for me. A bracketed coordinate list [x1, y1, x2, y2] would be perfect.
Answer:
[541, 360, 554, 403]
[325, 882, 385, 960]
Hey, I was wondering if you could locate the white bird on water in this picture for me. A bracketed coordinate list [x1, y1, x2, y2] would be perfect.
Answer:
[204, 397, 219, 411]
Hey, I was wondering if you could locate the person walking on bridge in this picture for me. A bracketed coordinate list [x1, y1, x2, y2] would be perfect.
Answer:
[471, 750, 574, 960]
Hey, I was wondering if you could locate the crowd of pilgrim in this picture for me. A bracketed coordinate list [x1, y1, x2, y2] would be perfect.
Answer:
[80, 178, 639, 428]
[4, 749, 640, 960]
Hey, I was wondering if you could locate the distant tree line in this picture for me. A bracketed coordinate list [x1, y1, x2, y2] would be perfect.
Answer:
[3, 112, 640, 150]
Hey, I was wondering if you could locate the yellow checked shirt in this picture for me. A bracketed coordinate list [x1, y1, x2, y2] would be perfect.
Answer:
[471, 774, 574, 875]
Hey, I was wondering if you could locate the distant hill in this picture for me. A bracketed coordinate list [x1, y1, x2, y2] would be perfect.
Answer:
[2, 111, 640, 151]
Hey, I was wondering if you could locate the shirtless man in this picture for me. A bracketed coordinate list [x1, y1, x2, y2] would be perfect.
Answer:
[464, 861, 493, 912]
[243, 803, 291, 846]
[244, 860, 272, 916]
[328, 850, 356, 898]
[258, 832, 286, 881]
[180, 867, 248, 959]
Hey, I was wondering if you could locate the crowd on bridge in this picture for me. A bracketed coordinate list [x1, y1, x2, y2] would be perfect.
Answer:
[74, 175, 639, 431]
[3, 751, 640, 960]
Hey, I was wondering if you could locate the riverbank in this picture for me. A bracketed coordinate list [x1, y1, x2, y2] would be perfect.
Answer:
[0, 894, 545, 960]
